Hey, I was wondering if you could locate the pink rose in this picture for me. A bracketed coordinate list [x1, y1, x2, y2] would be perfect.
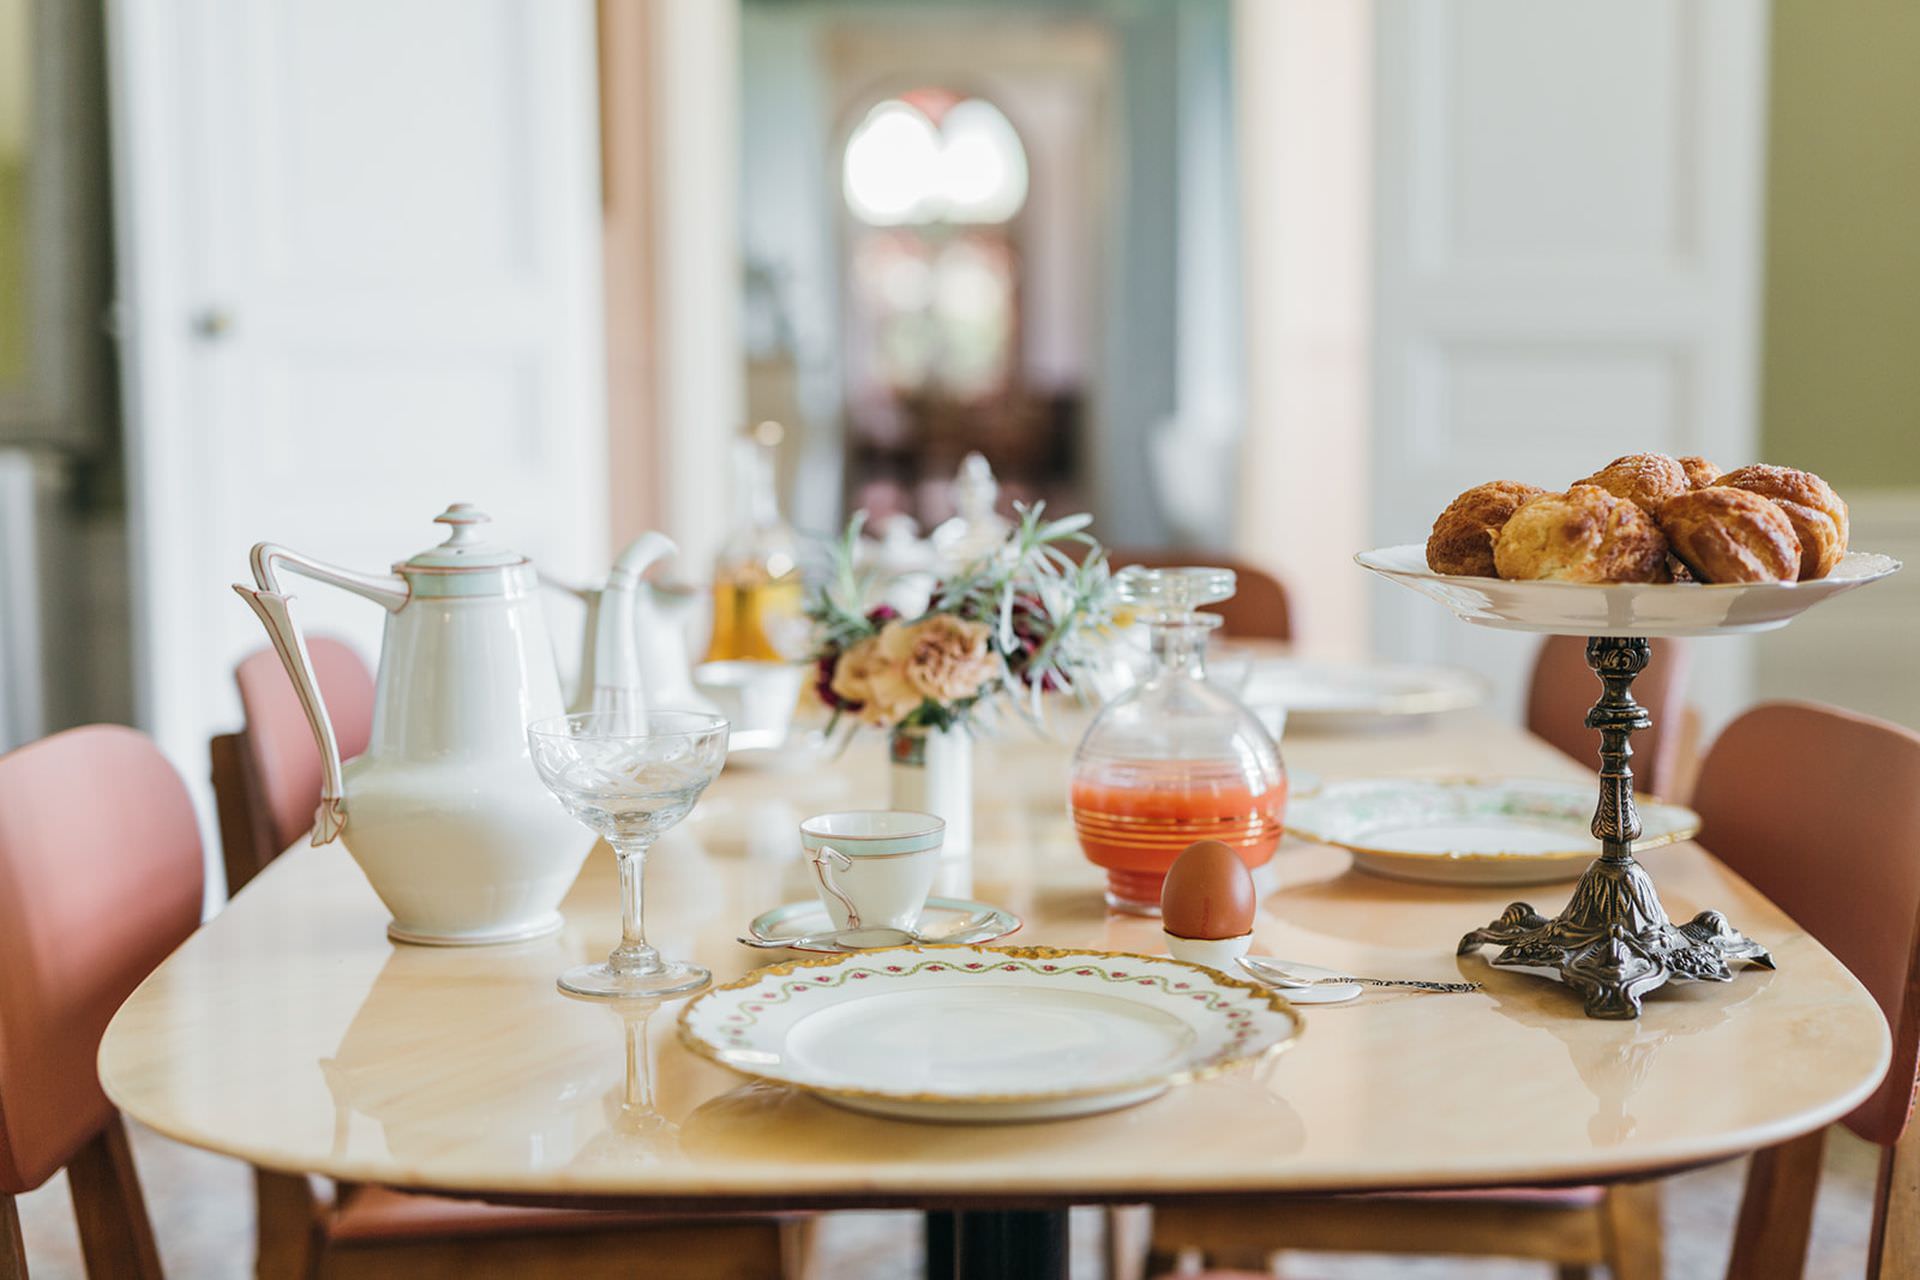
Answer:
[900, 615, 1001, 703]
[829, 624, 922, 727]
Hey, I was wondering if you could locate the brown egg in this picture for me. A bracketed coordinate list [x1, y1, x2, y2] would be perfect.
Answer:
[1160, 840, 1257, 940]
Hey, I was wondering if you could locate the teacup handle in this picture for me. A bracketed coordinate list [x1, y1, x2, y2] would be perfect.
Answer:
[809, 845, 861, 929]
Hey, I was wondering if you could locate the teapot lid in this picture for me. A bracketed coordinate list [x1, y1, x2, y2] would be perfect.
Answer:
[396, 505, 531, 593]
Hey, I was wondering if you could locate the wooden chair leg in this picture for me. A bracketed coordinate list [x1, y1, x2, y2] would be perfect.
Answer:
[1870, 1117, 1920, 1279]
[778, 1215, 816, 1280]
[1556, 1267, 1592, 1280]
[1142, 1241, 1191, 1278]
[1105, 1206, 1150, 1280]
[2, 1193, 27, 1280]
[1600, 1180, 1663, 1280]
[1727, 1128, 1826, 1280]
[255, 1169, 325, 1280]
[64, 1115, 163, 1280]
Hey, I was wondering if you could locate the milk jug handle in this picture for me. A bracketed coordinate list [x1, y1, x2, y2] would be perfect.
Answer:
[232, 545, 407, 845]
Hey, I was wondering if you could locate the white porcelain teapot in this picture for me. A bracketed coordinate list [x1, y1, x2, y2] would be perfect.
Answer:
[234, 504, 594, 946]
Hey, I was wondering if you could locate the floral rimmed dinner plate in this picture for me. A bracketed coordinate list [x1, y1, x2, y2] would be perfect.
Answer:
[1286, 777, 1701, 886]
[678, 945, 1303, 1123]
[745, 897, 1022, 954]
[1356, 544, 1902, 638]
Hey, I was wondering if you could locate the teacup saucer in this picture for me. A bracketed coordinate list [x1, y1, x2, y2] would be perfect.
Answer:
[745, 897, 1022, 954]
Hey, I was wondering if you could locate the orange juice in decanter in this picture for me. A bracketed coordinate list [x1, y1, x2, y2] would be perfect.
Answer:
[1068, 567, 1287, 914]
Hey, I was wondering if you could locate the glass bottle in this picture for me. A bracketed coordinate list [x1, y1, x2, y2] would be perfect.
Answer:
[705, 421, 806, 662]
[930, 451, 1012, 569]
[1069, 566, 1288, 914]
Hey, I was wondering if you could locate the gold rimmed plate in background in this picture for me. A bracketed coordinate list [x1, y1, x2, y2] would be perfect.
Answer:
[1234, 655, 1486, 732]
[1287, 776, 1701, 886]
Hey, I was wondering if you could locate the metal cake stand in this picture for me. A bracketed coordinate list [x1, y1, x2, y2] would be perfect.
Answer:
[1455, 635, 1770, 1018]
[1355, 544, 1902, 1020]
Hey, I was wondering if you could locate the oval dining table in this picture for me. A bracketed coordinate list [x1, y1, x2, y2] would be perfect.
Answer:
[99, 707, 1890, 1280]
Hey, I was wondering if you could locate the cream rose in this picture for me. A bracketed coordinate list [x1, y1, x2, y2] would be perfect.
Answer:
[829, 623, 923, 727]
[900, 615, 1001, 703]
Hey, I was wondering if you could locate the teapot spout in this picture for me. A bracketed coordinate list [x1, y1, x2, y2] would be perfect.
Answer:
[609, 531, 678, 591]
[573, 533, 678, 715]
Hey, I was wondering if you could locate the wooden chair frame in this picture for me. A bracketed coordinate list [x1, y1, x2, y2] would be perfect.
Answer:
[2, 1115, 163, 1280]
[1727, 902, 1920, 1280]
[1135, 1181, 1660, 1279]
[210, 730, 280, 896]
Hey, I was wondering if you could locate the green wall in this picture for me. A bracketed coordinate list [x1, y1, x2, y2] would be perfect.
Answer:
[1760, 0, 1920, 486]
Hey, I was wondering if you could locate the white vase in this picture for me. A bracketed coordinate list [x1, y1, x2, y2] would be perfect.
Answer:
[889, 725, 973, 897]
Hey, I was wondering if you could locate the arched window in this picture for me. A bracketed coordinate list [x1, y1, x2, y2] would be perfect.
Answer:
[843, 94, 1028, 226]
[841, 89, 1033, 521]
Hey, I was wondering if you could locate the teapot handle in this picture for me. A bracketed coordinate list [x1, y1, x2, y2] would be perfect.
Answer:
[232, 545, 408, 845]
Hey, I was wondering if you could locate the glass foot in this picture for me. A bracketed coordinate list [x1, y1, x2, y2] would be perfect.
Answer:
[558, 959, 711, 1000]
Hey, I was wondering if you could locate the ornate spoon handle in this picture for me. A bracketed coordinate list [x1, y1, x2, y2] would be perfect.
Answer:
[1240, 957, 1480, 994]
[1315, 975, 1481, 993]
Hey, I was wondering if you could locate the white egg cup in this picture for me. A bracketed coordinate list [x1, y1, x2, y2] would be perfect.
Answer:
[1163, 930, 1254, 971]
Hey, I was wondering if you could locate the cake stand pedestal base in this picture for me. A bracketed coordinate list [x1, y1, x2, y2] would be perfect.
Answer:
[1458, 636, 1774, 1019]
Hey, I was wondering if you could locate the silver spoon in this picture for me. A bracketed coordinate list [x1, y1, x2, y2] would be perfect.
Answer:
[1239, 955, 1481, 994]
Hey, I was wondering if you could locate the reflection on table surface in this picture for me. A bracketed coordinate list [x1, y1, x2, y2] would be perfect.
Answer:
[99, 712, 1890, 1203]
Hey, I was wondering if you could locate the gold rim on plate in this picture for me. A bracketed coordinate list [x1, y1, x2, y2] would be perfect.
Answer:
[677, 944, 1305, 1107]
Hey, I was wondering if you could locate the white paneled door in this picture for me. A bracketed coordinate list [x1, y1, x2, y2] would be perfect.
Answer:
[1370, 0, 1768, 726]
[108, 0, 606, 891]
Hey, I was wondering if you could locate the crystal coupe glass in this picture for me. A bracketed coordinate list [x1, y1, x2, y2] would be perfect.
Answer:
[528, 710, 730, 998]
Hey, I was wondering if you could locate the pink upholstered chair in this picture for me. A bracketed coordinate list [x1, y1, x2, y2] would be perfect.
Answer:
[0, 726, 205, 1278]
[1529, 636, 1699, 800]
[1106, 549, 1293, 643]
[209, 648, 793, 1280]
[1694, 702, 1920, 1279]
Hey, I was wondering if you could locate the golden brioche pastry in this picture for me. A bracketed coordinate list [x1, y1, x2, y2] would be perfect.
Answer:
[1657, 488, 1800, 584]
[1678, 455, 1722, 489]
[1718, 464, 1849, 580]
[1493, 486, 1672, 584]
[1426, 480, 1547, 577]
[1575, 453, 1691, 516]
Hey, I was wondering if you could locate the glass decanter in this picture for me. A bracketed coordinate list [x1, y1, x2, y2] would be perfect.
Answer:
[1069, 567, 1288, 914]
[706, 421, 807, 662]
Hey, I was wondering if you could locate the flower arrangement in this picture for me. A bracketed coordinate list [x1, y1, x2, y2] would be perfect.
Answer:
[809, 505, 1118, 735]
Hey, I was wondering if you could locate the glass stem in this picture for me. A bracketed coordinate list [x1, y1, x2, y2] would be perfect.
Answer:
[624, 1009, 655, 1113]
[608, 838, 662, 975]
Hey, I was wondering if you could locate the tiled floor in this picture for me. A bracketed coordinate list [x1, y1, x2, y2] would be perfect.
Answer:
[15, 1121, 1877, 1278]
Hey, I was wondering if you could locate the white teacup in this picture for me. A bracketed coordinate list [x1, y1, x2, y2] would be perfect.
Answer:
[799, 810, 945, 935]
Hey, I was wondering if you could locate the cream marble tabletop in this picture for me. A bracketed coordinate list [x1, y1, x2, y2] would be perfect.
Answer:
[99, 711, 1890, 1207]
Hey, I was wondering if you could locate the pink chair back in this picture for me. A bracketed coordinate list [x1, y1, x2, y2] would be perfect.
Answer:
[234, 637, 375, 853]
[1693, 701, 1920, 1148]
[1528, 636, 1690, 798]
[1108, 549, 1293, 643]
[0, 726, 203, 1193]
